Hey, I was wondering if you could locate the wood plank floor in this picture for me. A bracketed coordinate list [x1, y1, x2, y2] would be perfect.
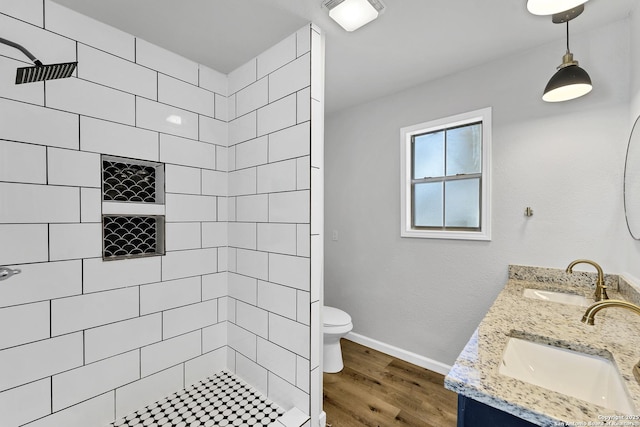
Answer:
[323, 339, 458, 427]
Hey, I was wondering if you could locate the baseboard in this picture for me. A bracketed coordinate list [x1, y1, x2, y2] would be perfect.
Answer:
[345, 332, 452, 376]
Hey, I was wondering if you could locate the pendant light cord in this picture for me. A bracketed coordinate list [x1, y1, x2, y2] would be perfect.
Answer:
[566, 21, 570, 53]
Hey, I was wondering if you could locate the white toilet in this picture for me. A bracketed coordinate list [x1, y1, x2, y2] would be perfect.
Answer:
[323, 306, 353, 373]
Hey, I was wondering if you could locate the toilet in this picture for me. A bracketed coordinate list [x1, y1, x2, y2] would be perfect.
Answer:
[323, 306, 353, 373]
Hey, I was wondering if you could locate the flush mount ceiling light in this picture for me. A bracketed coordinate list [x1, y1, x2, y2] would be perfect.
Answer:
[527, 0, 588, 15]
[323, 0, 385, 32]
[542, 19, 592, 102]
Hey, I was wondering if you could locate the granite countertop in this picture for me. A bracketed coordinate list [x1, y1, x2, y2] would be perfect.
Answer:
[445, 265, 640, 426]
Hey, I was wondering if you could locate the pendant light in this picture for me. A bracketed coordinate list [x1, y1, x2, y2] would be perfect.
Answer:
[527, 0, 588, 16]
[542, 20, 592, 102]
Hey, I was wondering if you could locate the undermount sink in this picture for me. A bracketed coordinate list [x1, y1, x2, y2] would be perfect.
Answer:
[523, 288, 591, 306]
[499, 337, 636, 414]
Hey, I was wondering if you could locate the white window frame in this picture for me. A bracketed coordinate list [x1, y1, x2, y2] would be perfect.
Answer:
[400, 107, 492, 241]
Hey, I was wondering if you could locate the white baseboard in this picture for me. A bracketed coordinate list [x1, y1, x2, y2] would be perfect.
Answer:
[345, 332, 452, 376]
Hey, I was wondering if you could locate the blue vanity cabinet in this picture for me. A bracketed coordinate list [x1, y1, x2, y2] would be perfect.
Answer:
[457, 395, 540, 427]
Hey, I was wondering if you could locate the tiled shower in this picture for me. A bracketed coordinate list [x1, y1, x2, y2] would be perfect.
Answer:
[0, 1, 324, 426]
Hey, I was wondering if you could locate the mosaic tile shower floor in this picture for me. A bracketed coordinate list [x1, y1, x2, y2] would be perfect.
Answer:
[111, 371, 286, 427]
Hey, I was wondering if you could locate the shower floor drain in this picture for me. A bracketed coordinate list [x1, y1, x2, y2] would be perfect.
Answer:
[111, 370, 285, 427]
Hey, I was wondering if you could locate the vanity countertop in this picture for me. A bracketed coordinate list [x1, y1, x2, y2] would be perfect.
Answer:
[444, 265, 640, 426]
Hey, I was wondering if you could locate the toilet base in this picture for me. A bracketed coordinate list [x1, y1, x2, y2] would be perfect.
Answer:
[323, 337, 345, 373]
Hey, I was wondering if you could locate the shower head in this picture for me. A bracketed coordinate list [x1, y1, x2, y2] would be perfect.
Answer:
[0, 36, 77, 84]
[15, 61, 78, 84]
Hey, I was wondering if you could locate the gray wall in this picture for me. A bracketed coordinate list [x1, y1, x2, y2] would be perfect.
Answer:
[324, 17, 633, 366]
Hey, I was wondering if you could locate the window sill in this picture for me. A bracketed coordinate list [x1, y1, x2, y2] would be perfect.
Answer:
[400, 228, 491, 241]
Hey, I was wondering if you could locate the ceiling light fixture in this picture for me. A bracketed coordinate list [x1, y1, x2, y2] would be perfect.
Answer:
[323, 0, 385, 32]
[542, 18, 592, 102]
[527, 0, 588, 16]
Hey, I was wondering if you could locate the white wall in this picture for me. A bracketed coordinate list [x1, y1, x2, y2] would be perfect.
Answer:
[325, 18, 632, 366]
[0, 2, 323, 426]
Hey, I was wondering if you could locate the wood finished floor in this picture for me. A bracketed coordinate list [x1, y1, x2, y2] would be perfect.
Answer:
[323, 339, 458, 427]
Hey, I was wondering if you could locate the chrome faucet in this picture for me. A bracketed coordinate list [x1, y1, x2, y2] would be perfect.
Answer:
[581, 299, 640, 325]
[566, 259, 609, 302]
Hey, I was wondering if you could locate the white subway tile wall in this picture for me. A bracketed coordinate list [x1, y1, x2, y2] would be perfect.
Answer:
[228, 109, 257, 146]
[0, 183, 80, 223]
[236, 77, 269, 117]
[309, 22, 325, 423]
[80, 116, 160, 161]
[164, 221, 202, 251]
[49, 223, 102, 261]
[0, 140, 47, 184]
[235, 135, 269, 169]
[0, 301, 49, 349]
[0, 55, 43, 104]
[24, 393, 114, 427]
[0, 12, 76, 65]
[0, 260, 82, 307]
[0, 1, 323, 425]
[0, 0, 43, 27]
[47, 78, 136, 125]
[164, 164, 201, 195]
[257, 35, 297, 79]
[215, 93, 229, 122]
[200, 115, 229, 146]
[257, 94, 297, 136]
[51, 350, 140, 411]
[160, 133, 217, 169]
[46, 148, 101, 188]
[0, 379, 51, 427]
[135, 38, 199, 85]
[183, 346, 227, 384]
[136, 97, 199, 140]
[0, 98, 79, 149]
[199, 65, 228, 96]
[82, 256, 161, 293]
[84, 314, 162, 363]
[0, 224, 49, 265]
[140, 277, 201, 315]
[227, 24, 324, 419]
[76, 44, 157, 99]
[0, 332, 83, 392]
[114, 365, 183, 420]
[44, 0, 135, 62]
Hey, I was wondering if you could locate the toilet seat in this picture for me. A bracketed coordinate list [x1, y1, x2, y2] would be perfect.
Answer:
[324, 306, 351, 327]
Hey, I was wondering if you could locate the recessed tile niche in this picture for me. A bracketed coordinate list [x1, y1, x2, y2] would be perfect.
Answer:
[101, 155, 166, 260]
[102, 215, 165, 259]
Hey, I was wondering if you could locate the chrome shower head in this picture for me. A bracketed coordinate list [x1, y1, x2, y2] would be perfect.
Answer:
[0, 36, 77, 84]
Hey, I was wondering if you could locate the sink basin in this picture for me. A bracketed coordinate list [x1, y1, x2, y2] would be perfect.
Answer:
[523, 288, 590, 306]
[500, 338, 636, 414]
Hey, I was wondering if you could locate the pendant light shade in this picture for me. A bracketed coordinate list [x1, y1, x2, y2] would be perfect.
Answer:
[542, 61, 592, 102]
[542, 21, 592, 102]
[527, 0, 588, 15]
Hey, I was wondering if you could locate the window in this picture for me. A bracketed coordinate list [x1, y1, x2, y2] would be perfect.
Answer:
[400, 107, 491, 240]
